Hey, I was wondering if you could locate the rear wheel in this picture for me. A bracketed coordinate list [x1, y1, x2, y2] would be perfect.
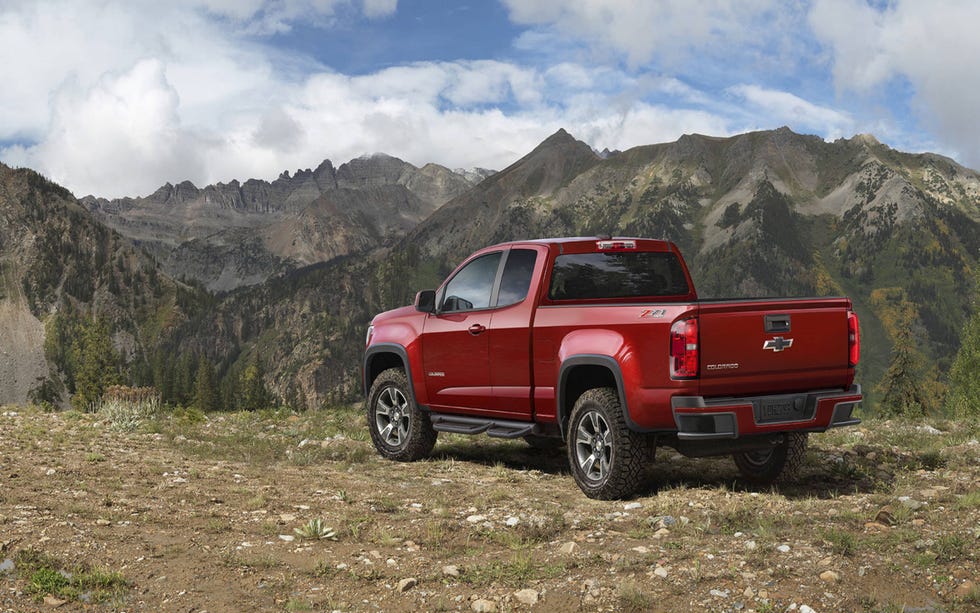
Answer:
[732, 433, 808, 484]
[367, 368, 436, 462]
[567, 388, 646, 499]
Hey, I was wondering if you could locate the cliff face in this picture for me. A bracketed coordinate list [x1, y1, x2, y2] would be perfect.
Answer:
[81, 155, 485, 292]
[0, 164, 193, 406]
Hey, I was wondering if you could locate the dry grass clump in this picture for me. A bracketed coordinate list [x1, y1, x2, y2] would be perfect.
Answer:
[96, 386, 162, 431]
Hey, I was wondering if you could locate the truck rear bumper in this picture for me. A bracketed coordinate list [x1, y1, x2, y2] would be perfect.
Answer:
[670, 385, 862, 440]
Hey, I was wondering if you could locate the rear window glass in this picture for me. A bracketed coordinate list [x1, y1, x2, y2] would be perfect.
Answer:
[548, 252, 689, 300]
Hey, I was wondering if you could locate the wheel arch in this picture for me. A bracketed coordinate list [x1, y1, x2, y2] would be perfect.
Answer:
[364, 343, 418, 402]
[557, 355, 644, 440]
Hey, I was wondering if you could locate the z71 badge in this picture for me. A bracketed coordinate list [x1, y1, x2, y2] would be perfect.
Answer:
[640, 309, 666, 318]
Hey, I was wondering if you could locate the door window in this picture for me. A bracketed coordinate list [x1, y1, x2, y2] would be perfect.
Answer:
[496, 249, 538, 307]
[440, 252, 502, 312]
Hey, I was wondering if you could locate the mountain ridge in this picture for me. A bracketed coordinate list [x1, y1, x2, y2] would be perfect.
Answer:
[82, 155, 490, 291]
[201, 125, 979, 408]
[4, 127, 980, 412]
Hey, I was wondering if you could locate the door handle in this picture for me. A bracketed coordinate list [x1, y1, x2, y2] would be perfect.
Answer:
[468, 324, 486, 335]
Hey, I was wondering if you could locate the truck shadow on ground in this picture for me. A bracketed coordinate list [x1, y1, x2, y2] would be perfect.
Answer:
[429, 439, 881, 500]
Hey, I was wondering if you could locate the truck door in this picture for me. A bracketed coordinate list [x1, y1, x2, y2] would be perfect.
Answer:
[422, 251, 501, 412]
[488, 248, 542, 417]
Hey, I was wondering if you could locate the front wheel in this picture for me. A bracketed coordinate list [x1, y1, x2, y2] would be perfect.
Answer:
[567, 388, 647, 499]
[367, 368, 436, 462]
[732, 432, 808, 484]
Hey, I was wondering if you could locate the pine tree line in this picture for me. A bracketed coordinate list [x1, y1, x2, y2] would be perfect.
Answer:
[876, 266, 980, 418]
[40, 308, 277, 412]
[947, 267, 980, 417]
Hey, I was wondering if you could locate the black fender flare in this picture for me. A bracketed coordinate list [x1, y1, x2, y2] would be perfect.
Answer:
[557, 354, 648, 439]
[363, 343, 420, 403]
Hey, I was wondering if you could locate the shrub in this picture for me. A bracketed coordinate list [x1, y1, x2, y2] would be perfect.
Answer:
[97, 387, 162, 431]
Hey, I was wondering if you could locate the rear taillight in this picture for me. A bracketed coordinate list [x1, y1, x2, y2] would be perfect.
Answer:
[670, 317, 699, 379]
[847, 311, 860, 367]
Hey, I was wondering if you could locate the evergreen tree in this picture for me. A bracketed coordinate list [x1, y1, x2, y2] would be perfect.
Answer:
[173, 353, 197, 406]
[43, 311, 77, 389]
[220, 372, 239, 412]
[151, 350, 175, 404]
[192, 358, 220, 412]
[948, 270, 980, 417]
[876, 325, 930, 418]
[71, 318, 121, 411]
[869, 287, 942, 418]
[240, 356, 273, 411]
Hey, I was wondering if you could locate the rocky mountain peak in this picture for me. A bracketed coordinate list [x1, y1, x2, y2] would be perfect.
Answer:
[494, 128, 599, 192]
[84, 153, 485, 291]
[530, 128, 594, 156]
[148, 180, 200, 205]
[336, 153, 411, 188]
[851, 133, 881, 147]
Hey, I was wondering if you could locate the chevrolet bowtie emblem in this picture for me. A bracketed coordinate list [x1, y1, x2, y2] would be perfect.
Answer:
[763, 336, 794, 352]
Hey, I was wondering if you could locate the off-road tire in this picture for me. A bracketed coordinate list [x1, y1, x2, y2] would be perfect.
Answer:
[367, 368, 436, 462]
[567, 387, 647, 499]
[732, 432, 808, 484]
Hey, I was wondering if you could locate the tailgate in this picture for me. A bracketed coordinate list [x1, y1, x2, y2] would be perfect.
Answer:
[697, 298, 851, 398]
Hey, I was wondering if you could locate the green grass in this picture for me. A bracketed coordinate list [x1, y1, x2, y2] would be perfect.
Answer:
[462, 553, 565, 587]
[617, 581, 654, 612]
[97, 395, 162, 432]
[955, 490, 980, 510]
[368, 497, 400, 514]
[221, 551, 281, 570]
[934, 535, 970, 562]
[151, 405, 372, 467]
[821, 528, 858, 557]
[15, 548, 128, 604]
[906, 449, 946, 471]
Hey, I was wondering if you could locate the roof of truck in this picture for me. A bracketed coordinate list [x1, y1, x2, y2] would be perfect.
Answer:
[485, 236, 676, 252]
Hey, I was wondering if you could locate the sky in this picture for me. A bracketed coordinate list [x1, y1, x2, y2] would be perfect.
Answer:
[1, 0, 978, 199]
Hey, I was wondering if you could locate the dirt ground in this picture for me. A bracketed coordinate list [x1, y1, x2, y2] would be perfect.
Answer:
[0, 405, 978, 612]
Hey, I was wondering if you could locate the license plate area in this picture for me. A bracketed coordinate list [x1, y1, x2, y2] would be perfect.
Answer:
[754, 395, 814, 424]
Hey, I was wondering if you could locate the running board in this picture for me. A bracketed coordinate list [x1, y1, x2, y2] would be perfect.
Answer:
[429, 413, 538, 439]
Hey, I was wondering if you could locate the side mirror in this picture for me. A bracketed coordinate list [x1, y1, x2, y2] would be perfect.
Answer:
[415, 290, 436, 313]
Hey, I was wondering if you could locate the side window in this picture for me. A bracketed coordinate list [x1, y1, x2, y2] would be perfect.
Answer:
[440, 252, 502, 312]
[496, 249, 538, 307]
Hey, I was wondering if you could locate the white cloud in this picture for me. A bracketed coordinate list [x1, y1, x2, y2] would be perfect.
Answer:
[190, 0, 395, 34]
[8, 0, 905, 199]
[5, 0, 978, 202]
[810, 0, 980, 167]
[5, 60, 206, 199]
[503, 0, 784, 68]
[361, 0, 397, 19]
[727, 84, 854, 139]
[0, 0, 745, 198]
[570, 103, 732, 154]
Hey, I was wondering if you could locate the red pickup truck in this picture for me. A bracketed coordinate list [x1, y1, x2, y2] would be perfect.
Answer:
[363, 237, 862, 499]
